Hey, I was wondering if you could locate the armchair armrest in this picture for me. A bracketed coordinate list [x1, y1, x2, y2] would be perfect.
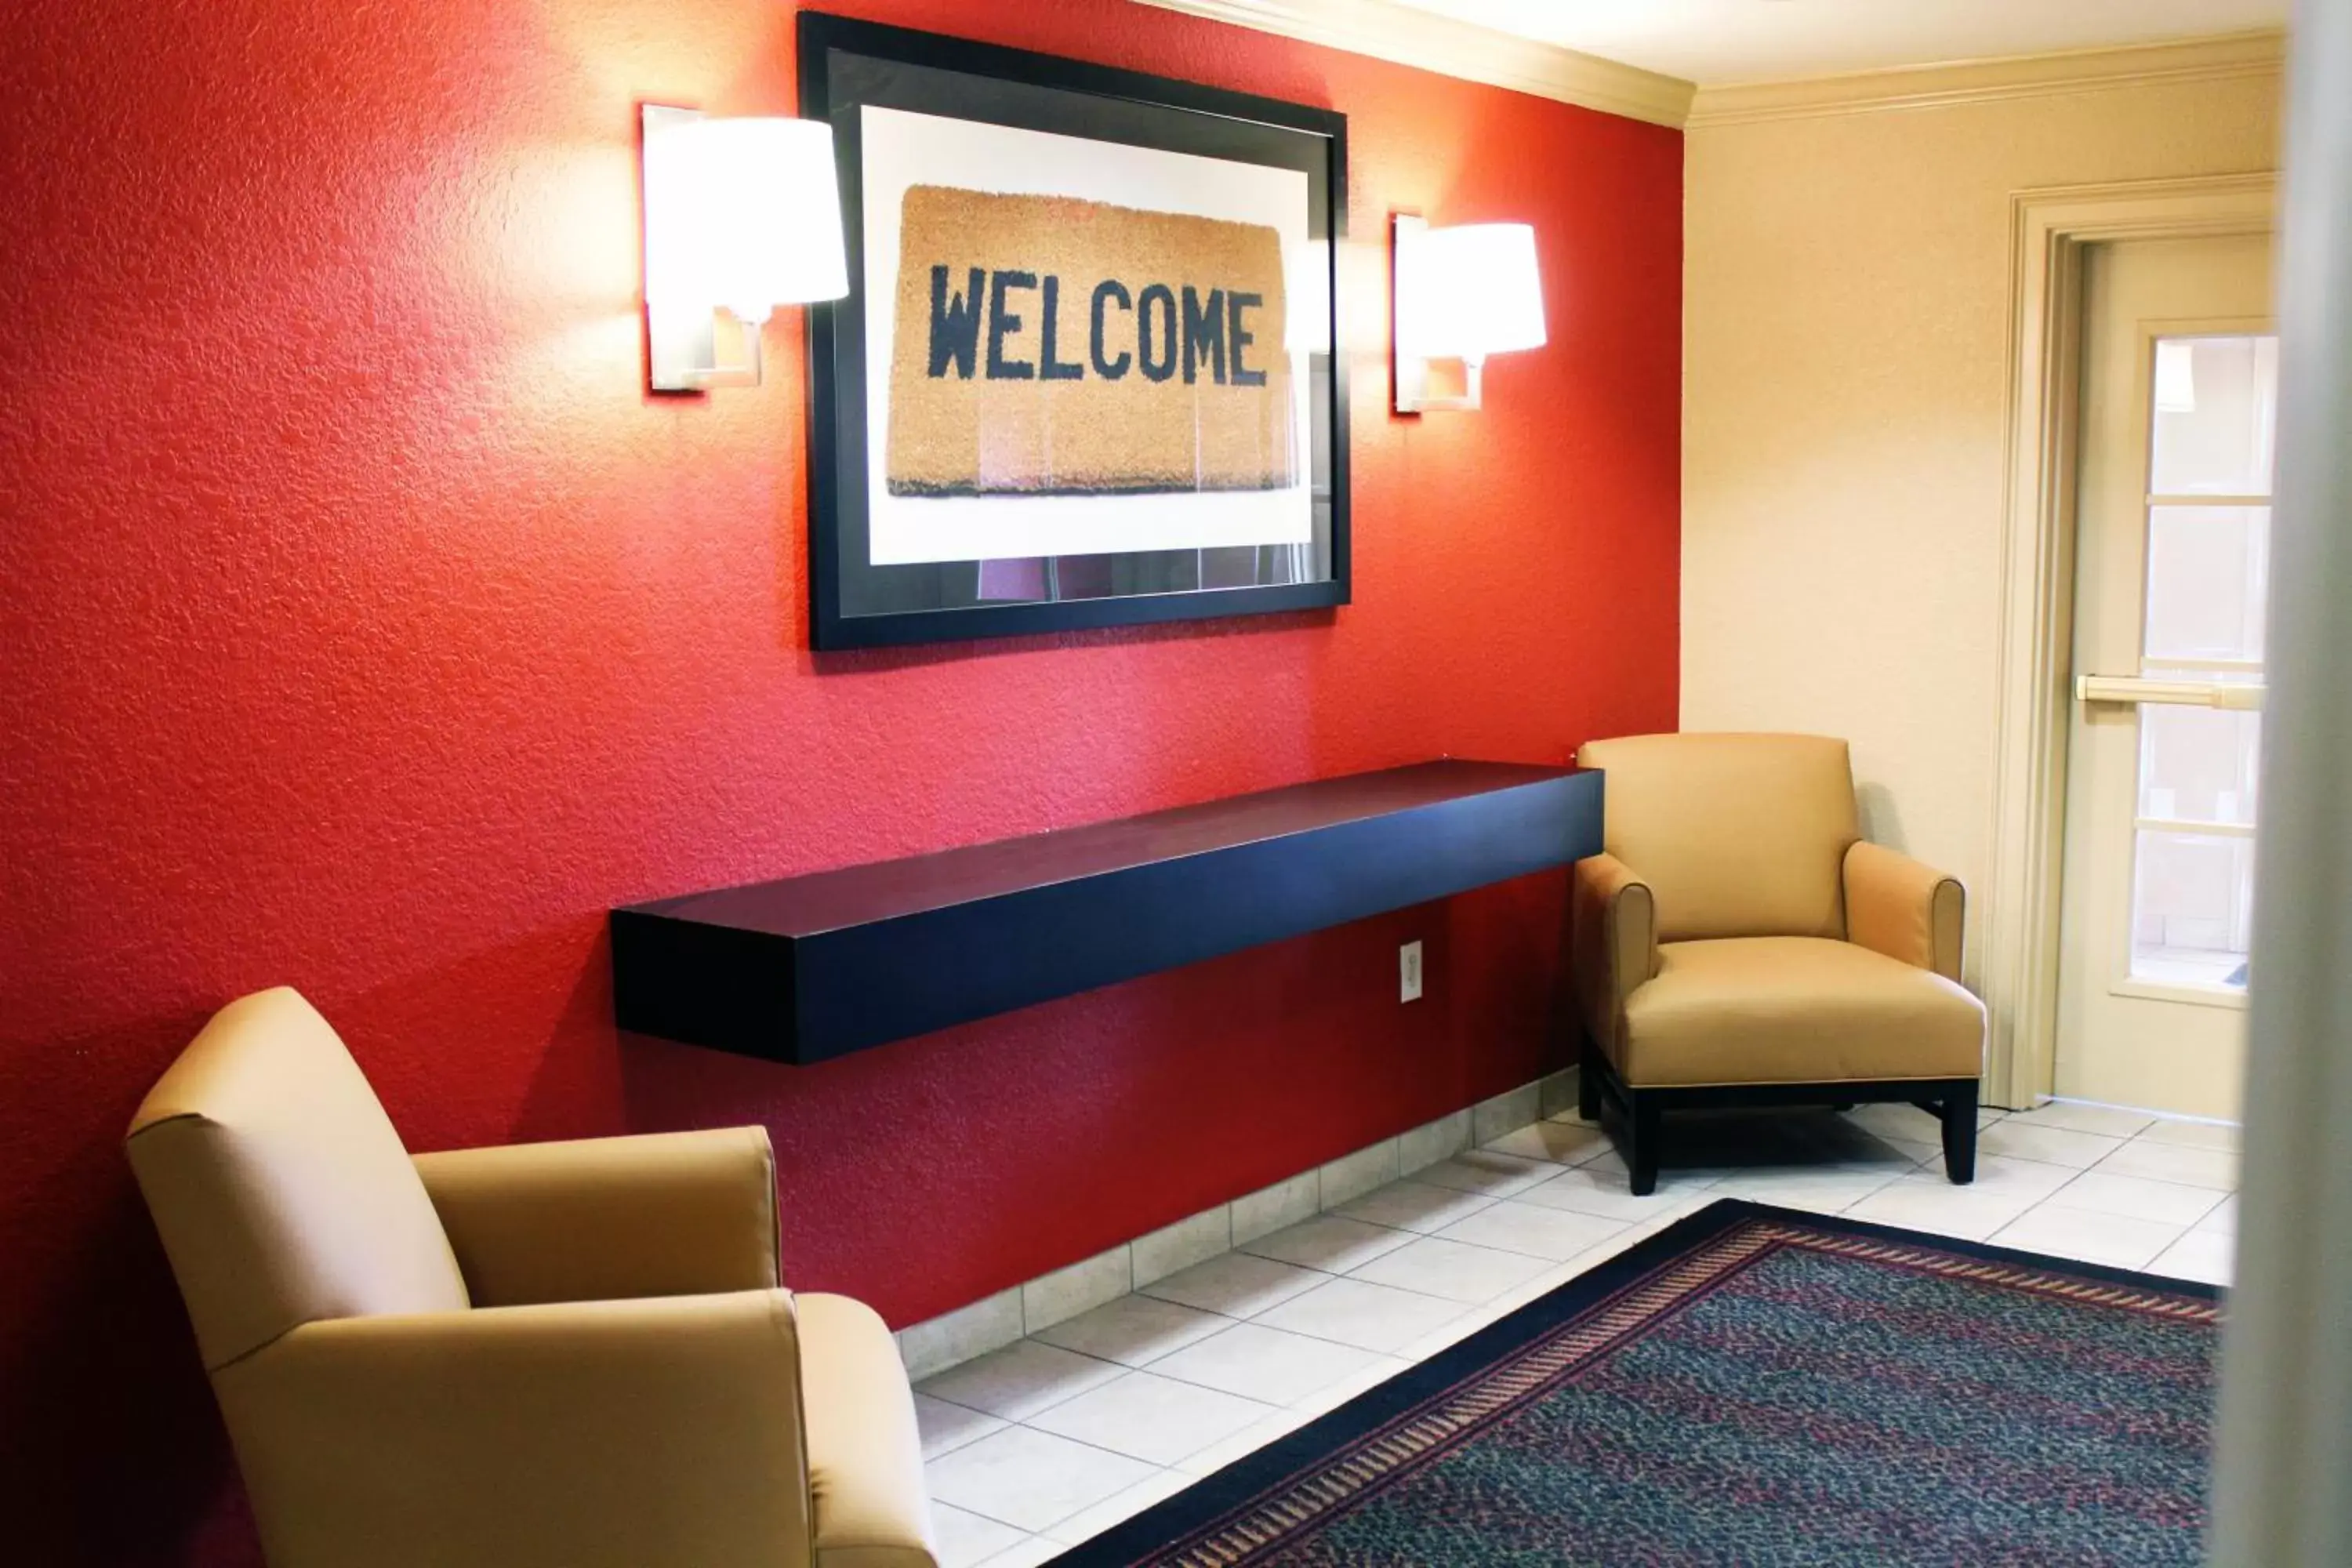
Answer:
[799, 1293, 938, 1568]
[213, 1290, 811, 1568]
[1572, 854, 1657, 1056]
[1844, 841, 1965, 981]
[414, 1127, 778, 1307]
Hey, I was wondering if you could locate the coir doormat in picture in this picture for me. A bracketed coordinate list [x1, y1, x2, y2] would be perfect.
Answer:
[887, 187, 1293, 498]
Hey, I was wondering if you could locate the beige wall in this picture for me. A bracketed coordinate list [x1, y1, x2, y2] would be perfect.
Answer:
[1681, 64, 2282, 978]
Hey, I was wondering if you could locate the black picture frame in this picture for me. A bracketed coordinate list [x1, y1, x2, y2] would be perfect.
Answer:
[798, 12, 1351, 652]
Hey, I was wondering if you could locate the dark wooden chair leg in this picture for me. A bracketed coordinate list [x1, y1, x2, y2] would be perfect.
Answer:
[1940, 1083, 1980, 1185]
[1627, 1094, 1662, 1196]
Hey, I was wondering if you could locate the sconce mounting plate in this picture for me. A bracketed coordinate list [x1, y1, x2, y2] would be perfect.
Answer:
[1392, 213, 1481, 415]
[642, 103, 763, 393]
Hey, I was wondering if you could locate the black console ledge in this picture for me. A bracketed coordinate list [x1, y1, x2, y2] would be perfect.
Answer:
[611, 759, 1603, 1065]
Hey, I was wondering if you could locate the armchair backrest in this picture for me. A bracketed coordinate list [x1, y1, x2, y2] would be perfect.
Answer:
[125, 987, 469, 1370]
[1575, 732, 1860, 943]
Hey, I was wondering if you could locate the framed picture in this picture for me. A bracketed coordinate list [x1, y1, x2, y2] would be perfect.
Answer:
[798, 12, 1349, 651]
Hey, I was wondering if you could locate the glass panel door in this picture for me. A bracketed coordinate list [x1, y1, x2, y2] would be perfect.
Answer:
[2056, 232, 2270, 1120]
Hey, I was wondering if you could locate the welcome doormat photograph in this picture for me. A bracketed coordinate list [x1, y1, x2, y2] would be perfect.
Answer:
[1050, 1200, 2220, 1567]
[799, 11, 1349, 650]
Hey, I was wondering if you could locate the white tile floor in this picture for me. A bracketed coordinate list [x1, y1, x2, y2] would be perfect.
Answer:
[913, 1099, 2241, 1567]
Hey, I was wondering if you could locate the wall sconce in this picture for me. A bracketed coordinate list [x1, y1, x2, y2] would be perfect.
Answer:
[1392, 216, 1548, 413]
[641, 107, 848, 392]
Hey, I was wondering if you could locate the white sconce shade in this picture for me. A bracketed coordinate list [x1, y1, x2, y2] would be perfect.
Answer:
[1396, 223, 1546, 359]
[642, 107, 848, 390]
[671, 117, 848, 321]
[1392, 217, 1547, 412]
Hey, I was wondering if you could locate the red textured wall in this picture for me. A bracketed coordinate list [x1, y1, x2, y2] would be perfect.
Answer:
[0, 0, 1679, 1560]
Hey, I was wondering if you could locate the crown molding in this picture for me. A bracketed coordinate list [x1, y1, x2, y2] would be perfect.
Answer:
[1686, 29, 2286, 129]
[1127, 0, 1697, 129]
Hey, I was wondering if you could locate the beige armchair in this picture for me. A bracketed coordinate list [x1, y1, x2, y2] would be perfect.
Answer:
[1571, 734, 1986, 1196]
[125, 987, 936, 1568]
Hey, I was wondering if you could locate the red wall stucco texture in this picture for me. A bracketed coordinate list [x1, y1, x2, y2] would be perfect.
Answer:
[0, 0, 1679, 1559]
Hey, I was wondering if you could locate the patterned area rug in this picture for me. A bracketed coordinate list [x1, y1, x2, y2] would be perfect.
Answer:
[1053, 1201, 2220, 1567]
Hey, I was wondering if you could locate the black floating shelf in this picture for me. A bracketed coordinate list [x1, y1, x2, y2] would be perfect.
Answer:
[612, 760, 1602, 1065]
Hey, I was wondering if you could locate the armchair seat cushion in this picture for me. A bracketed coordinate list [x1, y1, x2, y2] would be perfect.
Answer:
[1619, 937, 1986, 1088]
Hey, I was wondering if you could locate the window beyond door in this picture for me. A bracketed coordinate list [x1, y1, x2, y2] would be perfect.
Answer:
[2130, 334, 2277, 991]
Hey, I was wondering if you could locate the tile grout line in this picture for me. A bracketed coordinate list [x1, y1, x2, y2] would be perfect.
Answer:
[949, 1210, 1624, 1408]
[899, 1069, 1581, 1380]
[922, 1107, 2230, 1401]
[926, 1250, 1461, 1420]
[978, 1201, 1690, 1503]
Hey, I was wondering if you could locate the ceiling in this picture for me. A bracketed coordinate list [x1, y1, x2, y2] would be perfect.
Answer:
[1386, 0, 2288, 87]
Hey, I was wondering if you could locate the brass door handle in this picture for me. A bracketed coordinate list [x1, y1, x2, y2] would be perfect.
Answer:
[2074, 674, 2265, 711]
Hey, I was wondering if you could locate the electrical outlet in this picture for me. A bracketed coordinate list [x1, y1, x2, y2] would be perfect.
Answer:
[1399, 940, 1424, 1003]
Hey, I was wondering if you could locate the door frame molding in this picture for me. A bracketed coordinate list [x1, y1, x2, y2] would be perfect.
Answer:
[1982, 171, 2277, 1109]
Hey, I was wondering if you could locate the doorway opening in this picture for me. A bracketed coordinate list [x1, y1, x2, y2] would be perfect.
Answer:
[1979, 173, 2277, 1113]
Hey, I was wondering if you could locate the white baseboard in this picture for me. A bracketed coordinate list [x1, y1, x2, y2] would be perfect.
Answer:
[895, 1065, 1580, 1380]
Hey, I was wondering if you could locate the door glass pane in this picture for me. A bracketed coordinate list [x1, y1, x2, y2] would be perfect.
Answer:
[2137, 702, 2260, 826]
[2132, 829, 2254, 987]
[2149, 335, 2278, 496]
[2129, 332, 2272, 992]
[2143, 504, 2270, 662]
